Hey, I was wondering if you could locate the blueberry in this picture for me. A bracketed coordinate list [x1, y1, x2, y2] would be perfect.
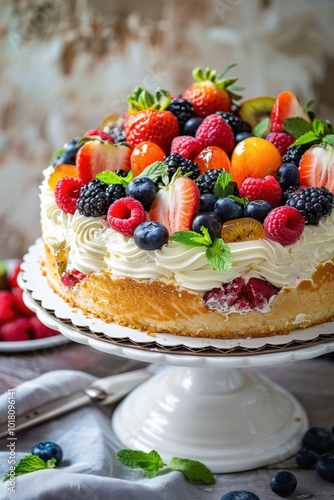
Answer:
[220, 491, 260, 500]
[192, 212, 222, 240]
[235, 132, 254, 144]
[181, 117, 204, 136]
[214, 197, 244, 223]
[295, 447, 318, 469]
[302, 426, 334, 453]
[125, 177, 156, 207]
[277, 162, 300, 191]
[316, 453, 334, 483]
[199, 194, 217, 213]
[270, 471, 297, 497]
[133, 221, 168, 250]
[243, 200, 273, 223]
[31, 441, 63, 464]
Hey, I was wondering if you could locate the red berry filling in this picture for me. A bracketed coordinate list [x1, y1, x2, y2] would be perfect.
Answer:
[107, 197, 146, 236]
[204, 277, 279, 313]
[263, 206, 305, 245]
[55, 177, 84, 214]
[61, 269, 86, 288]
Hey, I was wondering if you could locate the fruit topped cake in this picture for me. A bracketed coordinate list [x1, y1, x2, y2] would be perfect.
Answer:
[40, 64, 334, 339]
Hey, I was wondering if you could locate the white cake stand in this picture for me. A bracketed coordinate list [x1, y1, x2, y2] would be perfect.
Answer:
[19, 239, 334, 473]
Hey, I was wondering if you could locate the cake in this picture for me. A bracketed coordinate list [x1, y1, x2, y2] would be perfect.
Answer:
[39, 64, 334, 339]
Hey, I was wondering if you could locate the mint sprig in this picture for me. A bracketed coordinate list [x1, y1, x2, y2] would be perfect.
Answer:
[284, 116, 334, 147]
[96, 170, 133, 186]
[116, 449, 215, 484]
[49, 147, 66, 165]
[170, 226, 232, 272]
[253, 117, 271, 137]
[138, 161, 169, 185]
[3, 455, 56, 482]
[214, 171, 234, 198]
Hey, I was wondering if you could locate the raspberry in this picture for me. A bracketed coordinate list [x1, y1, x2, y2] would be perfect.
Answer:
[263, 206, 305, 245]
[0, 291, 19, 324]
[107, 197, 146, 236]
[195, 114, 235, 154]
[0, 317, 32, 341]
[8, 261, 21, 289]
[239, 176, 282, 208]
[29, 316, 59, 339]
[164, 152, 200, 180]
[61, 269, 86, 288]
[170, 136, 203, 160]
[266, 132, 295, 157]
[85, 129, 113, 142]
[12, 287, 35, 317]
[55, 177, 84, 214]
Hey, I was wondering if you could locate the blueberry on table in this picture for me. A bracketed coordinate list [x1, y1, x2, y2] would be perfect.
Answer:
[220, 491, 260, 500]
[295, 447, 318, 469]
[302, 426, 334, 453]
[270, 471, 297, 497]
[133, 221, 169, 250]
[31, 441, 63, 464]
[316, 453, 334, 483]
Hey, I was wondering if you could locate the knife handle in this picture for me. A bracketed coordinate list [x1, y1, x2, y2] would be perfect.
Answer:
[90, 368, 152, 405]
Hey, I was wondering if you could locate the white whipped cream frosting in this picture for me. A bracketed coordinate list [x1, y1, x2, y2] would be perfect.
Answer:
[40, 166, 334, 294]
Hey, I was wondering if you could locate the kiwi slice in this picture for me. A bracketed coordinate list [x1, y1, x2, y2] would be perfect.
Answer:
[238, 96, 276, 129]
[0, 260, 8, 290]
[221, 218, 265, 243]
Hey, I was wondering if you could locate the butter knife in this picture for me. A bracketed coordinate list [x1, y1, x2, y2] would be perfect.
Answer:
[0, 368, 151, 439]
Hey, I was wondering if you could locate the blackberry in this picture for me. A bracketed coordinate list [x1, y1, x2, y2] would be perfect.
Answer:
[216, 111, 251, 136]
[164, 152, 200, 180]
[194, 169, 224, 195]
[77, 180, 111, 217]
[114, 169, 129, 178]
[282, 144, 310, 166]
[167, 97, 194, 128]
[286, 187, 334, 224]
[106, 183, 126, 203]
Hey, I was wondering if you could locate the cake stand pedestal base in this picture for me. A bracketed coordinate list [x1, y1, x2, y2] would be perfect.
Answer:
[112, 365, 308, 473]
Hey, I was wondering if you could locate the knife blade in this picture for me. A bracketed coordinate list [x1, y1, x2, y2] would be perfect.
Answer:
[0, 368, 152, 439]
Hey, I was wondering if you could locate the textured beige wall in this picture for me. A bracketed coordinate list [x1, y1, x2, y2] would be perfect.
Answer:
[1, 0, 334, 257]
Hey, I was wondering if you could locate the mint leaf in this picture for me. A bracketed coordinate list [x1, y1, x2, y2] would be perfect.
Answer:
[228, 195, 248, 206]
[283, 117, 312, 138]
[291, 131, 321, 147]
[116, 449, 163, 479]
[253, 117, 270, 137]
[170, 227, 212, 247]
[96, 170, 133, 186]
[49, 147, 66, 164]
[76, 135, 104, 147]
[3, 455, 56, 481]
[214, 171, 234, 198]
[167, 457, 215, 484]
[322, 134, 334, 147]
[206, 238, 232, 271]
[312, 117, 325, 137]
[139, 161, 169, 184]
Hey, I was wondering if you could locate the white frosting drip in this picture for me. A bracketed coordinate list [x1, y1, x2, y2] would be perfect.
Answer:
[40, 168, 334, 294]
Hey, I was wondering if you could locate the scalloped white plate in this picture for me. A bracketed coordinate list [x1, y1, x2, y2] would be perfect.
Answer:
[20, 238, 334, 351]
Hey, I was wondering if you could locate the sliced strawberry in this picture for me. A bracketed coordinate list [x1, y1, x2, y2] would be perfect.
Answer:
[271, 91, 311, 133]
[299, 144, 334, 192]
[150, 177, 200, 233]
[244, 277, 279, 310]
[76, 141, 131, 184]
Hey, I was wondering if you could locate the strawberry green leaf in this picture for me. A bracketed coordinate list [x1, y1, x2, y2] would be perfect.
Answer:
[170, 227, 213, 247]
[96, 170, 133, 186]
[312, 117, 326, 137]
[214, 171, 234, 198]
[322, 135, 334, 147]
[167, 457, 215, 484]
[283, 117, 312, 138]
[116, 449, 164, 478]
[291, 131, 322, 147]
[206, 239, 232, 272]
[3, 455, 56, 481]
[253, 117, 271, 137]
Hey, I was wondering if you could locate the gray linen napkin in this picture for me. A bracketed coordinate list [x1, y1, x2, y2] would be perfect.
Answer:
[0, 370, 214, 500]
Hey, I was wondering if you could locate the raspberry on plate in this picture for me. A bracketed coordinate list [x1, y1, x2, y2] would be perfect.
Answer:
[0, 317, 32, 342]
[264, 206, 305, 245]
[29, 317, 59, 339]
[0, 291, 19, 324]
[239, 175, 282, 208]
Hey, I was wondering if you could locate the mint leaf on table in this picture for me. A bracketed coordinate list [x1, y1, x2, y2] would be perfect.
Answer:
[3, 455, 56, 482]
[116, 449, 164, 479]
[167, 457, 215, 484]
[96, 170, 133, 186]
[116, 449, 215, 484]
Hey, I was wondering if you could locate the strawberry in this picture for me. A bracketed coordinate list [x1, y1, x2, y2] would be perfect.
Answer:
[195, 114, 235, 153]
[270, 91, 311, 133]
[244, 277, 279, 310]
[76, 140, 131, 184]
[182, 64, 242, 118]
[170, 136, 203, 160]
[150, 175, 200, 233]
[124, 88, 179, 153]
[299, 144, 334, 192]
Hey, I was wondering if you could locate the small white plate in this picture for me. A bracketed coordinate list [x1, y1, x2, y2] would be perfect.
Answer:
[0, 334, 69, 353]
